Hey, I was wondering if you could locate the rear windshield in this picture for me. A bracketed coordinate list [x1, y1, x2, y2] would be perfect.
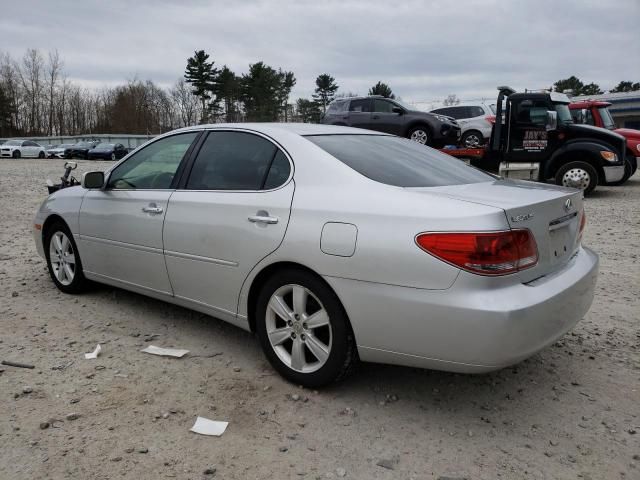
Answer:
[305, 134, 492, 187]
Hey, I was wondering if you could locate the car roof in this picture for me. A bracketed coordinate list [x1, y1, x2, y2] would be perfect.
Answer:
[171, 122, 389, 137]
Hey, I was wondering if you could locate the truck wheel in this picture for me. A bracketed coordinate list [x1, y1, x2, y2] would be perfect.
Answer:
[461, 130, 484, 148]
[408, 126, 431, 146]
[607, 157, 633, 186]
[554, 161, 598, 194]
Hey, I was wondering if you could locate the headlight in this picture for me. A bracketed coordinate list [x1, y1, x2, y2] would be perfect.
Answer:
[636, 144, 640, 153]
[600, 151, 617, 162]
[433, 114, 450, 122]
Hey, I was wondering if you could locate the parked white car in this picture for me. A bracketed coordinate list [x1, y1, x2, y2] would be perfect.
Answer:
[47, 144, 76, 159]
[0, 139, 46, 158]
[431, 103, 496, 147]
[33, 123, 598, 387]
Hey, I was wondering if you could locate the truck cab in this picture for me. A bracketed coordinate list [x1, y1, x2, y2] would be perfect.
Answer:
[474, 87, 627, 194]
[569, 100, 639, 184]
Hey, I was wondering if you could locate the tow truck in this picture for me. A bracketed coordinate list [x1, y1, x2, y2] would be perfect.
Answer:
[569, 99, 639, 184]
[439, 87, 627, 195]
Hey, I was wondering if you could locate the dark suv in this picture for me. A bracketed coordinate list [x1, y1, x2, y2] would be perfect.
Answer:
[321, 96, 461, 147]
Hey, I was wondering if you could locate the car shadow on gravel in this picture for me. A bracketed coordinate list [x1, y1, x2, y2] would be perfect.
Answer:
[82, 282, 565, 418]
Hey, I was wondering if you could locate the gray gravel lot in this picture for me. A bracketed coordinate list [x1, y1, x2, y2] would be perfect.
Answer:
[0, 158, 639, 480]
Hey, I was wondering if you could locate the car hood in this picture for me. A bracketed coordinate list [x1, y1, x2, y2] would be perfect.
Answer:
[614, 128, 640, 140]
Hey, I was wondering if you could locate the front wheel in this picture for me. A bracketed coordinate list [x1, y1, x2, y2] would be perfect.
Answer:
[12, 150, 21, 159]
[44, 222, 89, 294]
[255, 269, 358, 388]
[408, 126, 431, 146]
[111, 153, 116, 161]
[461, 130, 484, 148]
[554, 161, 598, 195]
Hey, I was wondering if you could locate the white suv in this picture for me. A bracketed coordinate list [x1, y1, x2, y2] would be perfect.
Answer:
[430, 103, 496, 147]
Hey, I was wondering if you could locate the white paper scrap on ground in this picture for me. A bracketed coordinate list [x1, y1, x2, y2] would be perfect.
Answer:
[190, 416, 229, 436]
[84, 344, 101, 359]
[141, 345, 189, 358]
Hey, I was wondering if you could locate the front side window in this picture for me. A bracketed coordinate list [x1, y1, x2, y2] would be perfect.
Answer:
[107, 132, 198, 189]
[305, 134, 492, 187]
[186, 131, 290, 190]
[514, 100, 549, 125]
[373, 99, 395, 113]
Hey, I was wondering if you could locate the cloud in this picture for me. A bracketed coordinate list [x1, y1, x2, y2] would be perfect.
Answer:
[1, 0, 638, 107]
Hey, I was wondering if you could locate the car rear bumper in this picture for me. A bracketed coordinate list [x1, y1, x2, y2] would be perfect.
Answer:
[603, 164, 625, 182]
[324, 246, 598, 373]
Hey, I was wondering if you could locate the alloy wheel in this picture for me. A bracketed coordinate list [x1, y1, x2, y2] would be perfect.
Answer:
[464, 133, 481, 147]
[48, 231, 76, 286]
[410, 129, 428, 144]
[265, 284, 332, 373]
[562, 168, 591, 190]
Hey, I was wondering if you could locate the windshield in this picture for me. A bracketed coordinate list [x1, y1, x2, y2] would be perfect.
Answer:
[554, 103, 573, 125]
[305, 134, 493, 187]
[4, 140, 21, 146]
[96, 143, 115, 149]
[598, 107, 615, 129]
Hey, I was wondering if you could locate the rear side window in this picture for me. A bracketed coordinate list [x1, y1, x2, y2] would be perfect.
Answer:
[187, 131, 289, 190]
[349, 99, 371, 112]
[373, 99, 394, 113]
[469, 106, 485, 117]
[327, 100, 347, 114]
[305, 134, 492, 187]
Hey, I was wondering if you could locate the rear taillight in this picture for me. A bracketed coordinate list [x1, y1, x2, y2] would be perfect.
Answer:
[578, 209, 586, 242]
[485, 115, 496, 124]
[415, 230, 538, 276]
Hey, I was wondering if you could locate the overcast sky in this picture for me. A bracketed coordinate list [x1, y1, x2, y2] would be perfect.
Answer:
[2, 0, 639, 108]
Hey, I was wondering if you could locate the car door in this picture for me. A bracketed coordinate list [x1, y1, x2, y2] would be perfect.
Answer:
[507, 98, 554, 163]
[346, 98, 373, 129]
[23, 141, 36, 157]
[78, 131, 200, 294]
[369, 98, 404, 135]
[163, 130, 294, 318]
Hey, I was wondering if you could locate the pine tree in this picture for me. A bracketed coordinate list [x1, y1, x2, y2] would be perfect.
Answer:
[312, 74, 339, 114]
[368, 81, 394, 99]
[184, 50, 218, 123]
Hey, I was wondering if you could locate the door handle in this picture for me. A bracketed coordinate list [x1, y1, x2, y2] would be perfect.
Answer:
[248, 215, 279, 224]
[142, 204, 163, 214]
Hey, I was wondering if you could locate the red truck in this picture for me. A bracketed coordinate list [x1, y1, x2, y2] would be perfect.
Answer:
[569, 100, 639, 184]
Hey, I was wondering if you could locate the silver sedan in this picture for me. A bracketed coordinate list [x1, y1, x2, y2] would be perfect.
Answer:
[33, 124, 599, 387]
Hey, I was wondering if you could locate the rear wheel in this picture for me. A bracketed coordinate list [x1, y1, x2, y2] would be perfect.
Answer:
[44, 221, 89, 294]
[38, 151, 45, 159]
[461, 130, 484, 148]
[255, 268, 358, 388]
[408, 126, 431, 146]
[111, 153, 116, 161]
[554, 161, 598, 195]
[12, 150, 20, 159]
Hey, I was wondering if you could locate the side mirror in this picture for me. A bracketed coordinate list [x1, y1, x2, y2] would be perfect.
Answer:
[82, 171, 105, 189]
[545, 111, 558, 131]
[392, 106, 404, 115]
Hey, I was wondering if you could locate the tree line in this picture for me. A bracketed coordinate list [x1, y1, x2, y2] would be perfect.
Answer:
[1, 47, 638, 138]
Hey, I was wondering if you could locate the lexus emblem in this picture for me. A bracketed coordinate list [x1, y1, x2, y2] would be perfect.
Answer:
[564, 199, 572, 212]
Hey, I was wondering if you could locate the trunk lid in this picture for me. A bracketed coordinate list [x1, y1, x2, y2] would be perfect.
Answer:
[416, 179, 584, 282]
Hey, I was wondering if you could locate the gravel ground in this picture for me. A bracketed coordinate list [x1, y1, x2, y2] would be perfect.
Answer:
[1, 158, 638, 480]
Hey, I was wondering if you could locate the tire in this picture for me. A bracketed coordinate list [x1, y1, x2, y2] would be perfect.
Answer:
[12, 150, 21, 159]
[255, 268, 358, 388]
[38, 151, 45, 159]
[461, 130, 484, 148]
[111, 153, 116, 161]
[630, 156, 638, 177]
[554, 161, 599, 195]
[44, 221, 89, 294]
[607, 157, 633, 186]
[407, 125, 431, 146]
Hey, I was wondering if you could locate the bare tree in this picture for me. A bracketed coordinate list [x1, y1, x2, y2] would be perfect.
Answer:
[442, 94, 460, 106]
[46, 50, 63, 136]
[170, 78, 201, 127]
[20, 49, 45, 134]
